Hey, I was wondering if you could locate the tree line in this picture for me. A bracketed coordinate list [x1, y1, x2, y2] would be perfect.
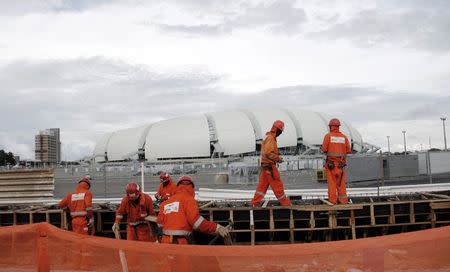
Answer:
[0, 150, 16, 166]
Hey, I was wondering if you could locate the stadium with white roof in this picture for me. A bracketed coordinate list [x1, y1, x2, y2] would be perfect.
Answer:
[93, 108, 366, 162]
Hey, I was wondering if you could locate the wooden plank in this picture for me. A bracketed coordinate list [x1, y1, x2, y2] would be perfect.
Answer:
[409, 203, 415, 224]
[389, 204, 396, 224]
[289, 210, 295, 243]
[328, 211, 337, 229]
[199, 201, 215, 209]
[321, 199, 334, 206]
[422, 192, 450, 199]
[430, 202, 450, 209]
[269, 209, 275, 231]
[370, 204, 376, 226]
[350, 210, 356, 240]
[13, 212, 17, 226]
[294, 204, 363, 212]
[250, 210, 255, 246]
[309, 211, 315, 229]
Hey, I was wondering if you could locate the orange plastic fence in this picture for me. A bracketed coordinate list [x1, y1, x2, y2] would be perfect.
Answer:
[1, 223, 449, 272]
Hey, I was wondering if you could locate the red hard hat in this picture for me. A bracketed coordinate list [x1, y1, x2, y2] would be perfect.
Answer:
[125, 182, 141, 200]
[272, 120, 285, 131]
[78, 176, 92, 189]
[159, 172, 170, 183]
[329, 118, 341, 127]
[177, 175, 195, 188]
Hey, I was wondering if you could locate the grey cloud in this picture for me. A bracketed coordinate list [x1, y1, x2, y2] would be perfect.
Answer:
[309, 4, 450, 52]
[151, 0, 306, 36]
[0, 0, 126, 16]
[1, 57, 449, 160]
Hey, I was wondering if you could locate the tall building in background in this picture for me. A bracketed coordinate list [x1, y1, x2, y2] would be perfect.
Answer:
[35, 128, 61, 164]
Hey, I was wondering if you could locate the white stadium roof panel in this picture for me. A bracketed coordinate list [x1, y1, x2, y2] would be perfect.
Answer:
[145, 116, 210, 160]
[208, 111, 256, 155]
[94, 132, 113, 163]
[246, 108, 298, 148]
[106, 125, 151, 161]
[287, 109, 328, 146]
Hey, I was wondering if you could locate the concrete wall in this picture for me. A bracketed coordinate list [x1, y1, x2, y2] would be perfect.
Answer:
[385, 154, 419, 178]
[346, 155, 380, 182]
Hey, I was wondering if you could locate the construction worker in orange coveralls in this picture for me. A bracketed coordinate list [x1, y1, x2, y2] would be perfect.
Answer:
[112, 182, 157, 241]
[59, 176, 94, 235]
[155, 172, 177, 203]
[321, 118, 352, 205]
[251, 120, 292, 207]
[157, 175, 229, 244]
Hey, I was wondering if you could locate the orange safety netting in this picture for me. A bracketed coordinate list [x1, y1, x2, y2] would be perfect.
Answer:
[1, 223, 449, 272]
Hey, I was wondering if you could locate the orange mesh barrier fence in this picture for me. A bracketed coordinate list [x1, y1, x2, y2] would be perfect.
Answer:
[1, 223, 449, 272]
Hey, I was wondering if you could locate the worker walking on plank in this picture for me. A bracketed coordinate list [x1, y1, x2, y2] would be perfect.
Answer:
[155, 172, 177, 202]
[112, 182, 157, 242]
[59, 175, 94, 235]
[251, 120, 292, 206]
[321, 118, 352, 205]
[157, 175, 229, 244]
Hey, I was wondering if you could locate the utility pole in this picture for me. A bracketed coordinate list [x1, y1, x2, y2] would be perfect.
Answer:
[402, 130, 407, 156]
[441, 117, 447, 151]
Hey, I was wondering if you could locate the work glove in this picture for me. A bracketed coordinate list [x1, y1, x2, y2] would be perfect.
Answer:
[87, 217, 94, 228]
[278, 157, 284, 163]
[215, 224, 229, 238]
[112, 223, 120, 232]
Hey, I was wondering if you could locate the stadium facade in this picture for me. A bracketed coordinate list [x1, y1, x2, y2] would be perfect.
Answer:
[93, 108, 364, 162]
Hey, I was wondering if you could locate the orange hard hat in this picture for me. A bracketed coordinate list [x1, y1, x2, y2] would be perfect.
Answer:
[159, 172, 170, 183]
[272, 120, 285, 131]
[125, 182, 141, 200]
[78, 175, 92, 189]
[329, 118, 341, 127]
[177, 175, 195, 188]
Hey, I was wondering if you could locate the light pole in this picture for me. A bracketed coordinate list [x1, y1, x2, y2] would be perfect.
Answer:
[441, 117, 447, 151]
[386, 136, 391, 154]
[402, 130, 407, 156]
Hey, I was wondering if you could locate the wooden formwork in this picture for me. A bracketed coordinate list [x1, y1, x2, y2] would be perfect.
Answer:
[0, 192, 449, 244]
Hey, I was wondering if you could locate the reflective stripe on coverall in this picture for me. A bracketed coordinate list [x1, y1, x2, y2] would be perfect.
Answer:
[321, 126, 352, 204]
[115, 193, 156, 241]
[157, 185, 217, 244]
[251, 128, 291, 207]
[59, 182, 93, 235]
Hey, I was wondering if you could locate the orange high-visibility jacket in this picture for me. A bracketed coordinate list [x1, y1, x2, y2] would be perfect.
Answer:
[260, 131, 281, 165]
[115, 193, 155, 224]
[59, 182, 93, 219]
[155, 180, 177, 201]
[157, 185, 217, 236]
[321, 127, 351, 162]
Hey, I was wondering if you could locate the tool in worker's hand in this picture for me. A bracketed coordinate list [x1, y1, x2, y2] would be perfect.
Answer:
[113, 228, 129, 272]
[208, 219, 233, 245]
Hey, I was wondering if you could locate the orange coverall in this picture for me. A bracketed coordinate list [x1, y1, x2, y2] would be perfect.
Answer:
[321, 126, 352, 204]
[157, 185, 217, 244]
[251, 129, 291, 206]
[59, 182, 94, 235]
[115, 193, 156, 241]
[155, 179, 177, 202]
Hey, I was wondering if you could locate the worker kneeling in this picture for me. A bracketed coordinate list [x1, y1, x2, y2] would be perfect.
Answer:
[157, 176, 229, 244]
[112, 182, 157, 242]
[321, 118, 352, 205]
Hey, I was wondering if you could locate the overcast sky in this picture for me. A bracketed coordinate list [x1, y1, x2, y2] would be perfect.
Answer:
[1, 0, 449, 160]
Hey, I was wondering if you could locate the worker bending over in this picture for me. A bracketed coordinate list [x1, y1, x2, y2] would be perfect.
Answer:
[59, 176, 94, 235]
[251, 120, 291, 206]
[157, 175, 229, 244]
[155, 172, 177, 202]
[112, 182, 157, 241]
[321, 118, 352, 205]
